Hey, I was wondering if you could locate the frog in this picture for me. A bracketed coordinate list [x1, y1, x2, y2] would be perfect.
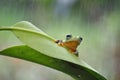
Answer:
[55, 34, 83, 56]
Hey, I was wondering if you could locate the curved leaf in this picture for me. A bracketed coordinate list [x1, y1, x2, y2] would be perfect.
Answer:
[0, 45, 106, 80]
[0, 21, 107, 80]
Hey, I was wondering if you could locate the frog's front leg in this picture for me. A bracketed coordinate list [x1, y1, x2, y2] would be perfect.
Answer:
[74, 51, 79, 56]
[54, 40, 64, 46]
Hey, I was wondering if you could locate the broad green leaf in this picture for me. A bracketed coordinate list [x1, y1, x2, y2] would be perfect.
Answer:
[0, 45, 106, 80]
[0, 21, 107, 80]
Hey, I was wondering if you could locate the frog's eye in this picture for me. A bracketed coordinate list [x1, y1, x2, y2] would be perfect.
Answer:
[79, 37, 83, 41]
[76, 36, 83, 41]
[66, 34, 72, 40]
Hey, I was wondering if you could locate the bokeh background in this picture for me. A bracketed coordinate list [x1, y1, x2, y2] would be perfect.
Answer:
[0, 0, 120, 80]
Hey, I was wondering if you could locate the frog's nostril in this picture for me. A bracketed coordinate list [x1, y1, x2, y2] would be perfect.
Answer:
[80, 37, 83, 41]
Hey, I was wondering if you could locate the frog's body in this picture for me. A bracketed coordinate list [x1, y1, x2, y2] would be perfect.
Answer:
[55, 35, 82, 56]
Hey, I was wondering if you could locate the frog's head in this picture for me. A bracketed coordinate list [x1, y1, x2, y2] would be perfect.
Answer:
[66, 34, 82, 42]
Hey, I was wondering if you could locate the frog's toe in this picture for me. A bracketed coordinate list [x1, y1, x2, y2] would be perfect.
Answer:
[74, 51, 79, 56]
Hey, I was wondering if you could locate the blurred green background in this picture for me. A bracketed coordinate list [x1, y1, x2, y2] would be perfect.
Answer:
[0, 0, 120, 80]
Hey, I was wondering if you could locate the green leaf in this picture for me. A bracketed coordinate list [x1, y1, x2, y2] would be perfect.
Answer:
[0, 21, 107, 80]
[0, 45, 106, 80]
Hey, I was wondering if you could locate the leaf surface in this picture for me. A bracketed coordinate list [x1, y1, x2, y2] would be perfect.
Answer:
[0, 21, 107, 80]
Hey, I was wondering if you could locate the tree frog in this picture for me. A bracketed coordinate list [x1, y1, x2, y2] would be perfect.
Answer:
[55, 34, 83, 56]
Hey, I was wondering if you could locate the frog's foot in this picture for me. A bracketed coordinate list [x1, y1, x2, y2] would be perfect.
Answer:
[68, 49, 79, 57]
[74, 51, 79, 56]
[54, 40, 63, 46]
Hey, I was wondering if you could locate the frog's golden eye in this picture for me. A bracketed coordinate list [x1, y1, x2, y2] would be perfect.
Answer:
[66, 34, 72, 40]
